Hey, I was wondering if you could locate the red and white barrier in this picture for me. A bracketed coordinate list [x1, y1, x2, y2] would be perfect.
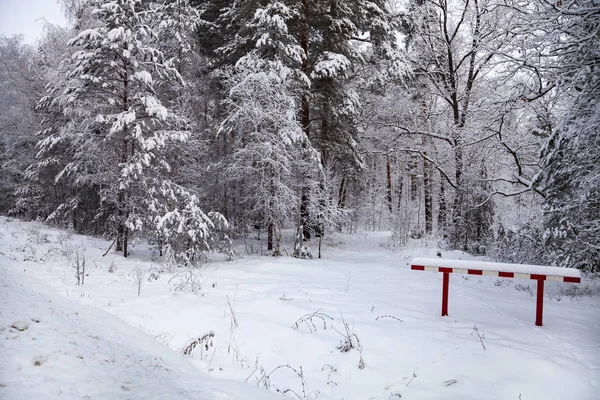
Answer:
[410, 257, 581, 326]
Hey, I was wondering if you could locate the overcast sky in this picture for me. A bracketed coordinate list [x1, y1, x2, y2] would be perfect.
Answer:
[0, 0, 66, 43]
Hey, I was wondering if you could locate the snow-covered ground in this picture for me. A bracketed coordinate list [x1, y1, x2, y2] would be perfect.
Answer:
[1, 218, 599, 400]
[0, 256, 282, 400]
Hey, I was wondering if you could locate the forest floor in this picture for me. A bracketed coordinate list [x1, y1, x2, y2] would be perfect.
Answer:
[1, 217, 599, 400]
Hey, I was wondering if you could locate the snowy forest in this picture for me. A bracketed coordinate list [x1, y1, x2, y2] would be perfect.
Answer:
[0, 0, 598, 272]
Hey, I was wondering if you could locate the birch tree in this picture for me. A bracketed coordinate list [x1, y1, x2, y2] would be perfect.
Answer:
[387, 0, 542, 251]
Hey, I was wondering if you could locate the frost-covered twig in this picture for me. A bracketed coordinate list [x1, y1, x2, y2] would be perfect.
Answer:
[292, 310, 333, 333]
[406, 372, 417, 387]
[375, 315, 403, 322]
[182, 331, 215, 356]
[256, 364, 314, 399]
[472, 325, 486, 350]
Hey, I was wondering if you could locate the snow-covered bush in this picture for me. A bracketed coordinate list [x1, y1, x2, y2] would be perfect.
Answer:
[169, 267, 204, 295]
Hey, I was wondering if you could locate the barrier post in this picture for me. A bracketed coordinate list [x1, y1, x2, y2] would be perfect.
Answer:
[442, 272, 449, 316]
[535, 278, 544, 326]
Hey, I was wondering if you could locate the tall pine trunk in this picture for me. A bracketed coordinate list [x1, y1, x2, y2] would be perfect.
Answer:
[423, 152, 433, 235]
[299, 0, 311, 241]
[117, 57, 131, 257]
[386, 154, 393, 213]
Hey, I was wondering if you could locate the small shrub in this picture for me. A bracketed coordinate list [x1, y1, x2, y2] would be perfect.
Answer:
[161, 245, 178, 273]
[148, 270, 160, 282]
[27, 228, 50, 244]
[72, 250, 86, 286]
[334, 312, 365, 369]
[132, 264, 148, 297]
[292, 245, 313, 259]
[560, 282, 597, 299]
[291, 225, 313, 259]
[514, 283, 534, 297]
[169, 267, 204, 295]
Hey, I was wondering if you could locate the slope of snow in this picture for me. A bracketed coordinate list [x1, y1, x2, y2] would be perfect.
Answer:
[0, 253, 282, 399]
[1, 218, 599, 400]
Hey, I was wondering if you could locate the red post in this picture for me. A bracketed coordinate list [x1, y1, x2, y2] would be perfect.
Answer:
[442, 272, 449, 316]
[535, 278, 544, 326]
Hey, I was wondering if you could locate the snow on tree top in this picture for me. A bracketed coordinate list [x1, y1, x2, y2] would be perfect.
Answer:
[311, 52, 351, 79]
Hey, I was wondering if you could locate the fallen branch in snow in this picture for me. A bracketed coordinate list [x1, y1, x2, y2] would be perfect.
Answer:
[406, 373, 417, 387]
[102, 237, 116, 257]
[472, 326, 486, 350]
[279, 294, 294, 302]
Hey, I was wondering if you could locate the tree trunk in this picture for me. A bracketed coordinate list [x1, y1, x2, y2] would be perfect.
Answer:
[423, 152, 433, 235]
[397, 172, 404, 214]
[438, 177, 447, 232]
[386, 154, 393, 213]
[337, 175, 347, 209]
[409, 153, 418, 201]
[451, 132, 464, 247]
[267, 220, 274, 251]
[273, 224, 282, 257]
[118, 56, 130, 257]
[299, 0, 311, 241]
[116, 220, 124, 252]
[300, 187, 310, 240]
[116, 140, 128, 253]
[123, 227, 129, 258]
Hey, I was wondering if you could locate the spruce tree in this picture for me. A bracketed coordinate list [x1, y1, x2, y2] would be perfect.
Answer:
[25, 0, 224, 260]
[537, 1, 600, 272]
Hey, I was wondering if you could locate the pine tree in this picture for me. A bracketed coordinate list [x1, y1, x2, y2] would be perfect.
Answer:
[295, 0, 398, 239]
[10, 27, 73, 221]
[537, 1, 600, 272]
[217, 2, 316, 254]
[210, 0, 398, 240]
[0, 36, 43, 214]
[25, 0, 224, 260]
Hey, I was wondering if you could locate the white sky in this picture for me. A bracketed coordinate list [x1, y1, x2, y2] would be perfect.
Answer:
[0, 0, 66, 43]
